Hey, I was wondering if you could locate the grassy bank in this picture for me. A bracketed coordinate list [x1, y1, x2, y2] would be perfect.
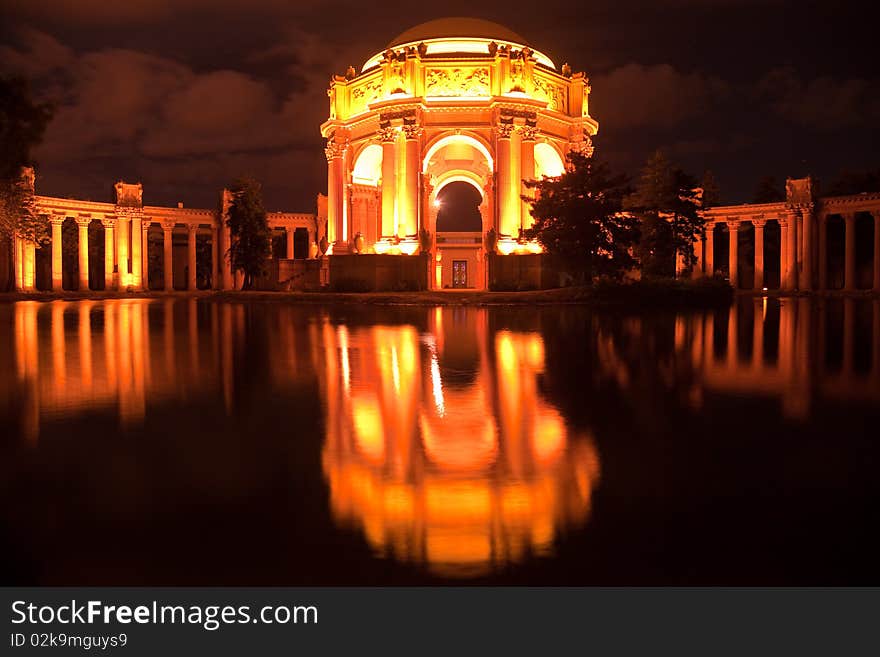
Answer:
[0, 278, 735, 308]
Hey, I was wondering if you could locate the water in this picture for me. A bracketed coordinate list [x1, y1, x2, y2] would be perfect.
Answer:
[1, 297, 879, 585]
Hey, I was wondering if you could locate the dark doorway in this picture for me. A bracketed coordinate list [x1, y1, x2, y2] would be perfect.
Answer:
[294, 227, 310, 259]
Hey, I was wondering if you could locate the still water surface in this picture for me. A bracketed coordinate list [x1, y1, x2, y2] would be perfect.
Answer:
[2, 297, 879, 584]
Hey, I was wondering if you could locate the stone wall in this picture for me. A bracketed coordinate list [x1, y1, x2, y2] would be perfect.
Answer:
[329, 254, 428, 291]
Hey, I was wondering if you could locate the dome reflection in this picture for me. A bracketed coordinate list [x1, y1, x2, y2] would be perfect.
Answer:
[319, 308, 600, 577]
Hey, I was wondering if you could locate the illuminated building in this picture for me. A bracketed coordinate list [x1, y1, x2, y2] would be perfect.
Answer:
[6, 19, 880, 293]
[321, 18, 597, 289]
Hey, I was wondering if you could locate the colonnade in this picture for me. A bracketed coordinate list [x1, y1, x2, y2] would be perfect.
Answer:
[698, 206, 880, 292]
[10, 184, 318, 293]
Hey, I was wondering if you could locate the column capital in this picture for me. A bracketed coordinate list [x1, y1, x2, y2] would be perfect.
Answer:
[727, 219, 741, 230]
[100, 217, 117, 228]
[871, 209, 880, 220]
[752, 218, 767, 228]
[377, 125, 397, 142]
[495, 122, 515, 139]
[518, 124, 539, 141]
[50, 216, 65, 226]
[75, 216, 91, 227]
[324, 138, 347, 161]
[186, 223, 198, 234]
[402, 123, 423, 140]
[162, 221, 175, 232]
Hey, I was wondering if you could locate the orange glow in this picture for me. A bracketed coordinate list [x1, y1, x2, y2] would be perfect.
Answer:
[321, 310, 600, 577]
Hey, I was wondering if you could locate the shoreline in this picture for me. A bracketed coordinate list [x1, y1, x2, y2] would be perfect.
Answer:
[0, 283, 876, 307]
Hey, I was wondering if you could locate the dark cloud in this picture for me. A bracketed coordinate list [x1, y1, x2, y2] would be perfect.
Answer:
[1, 0, 877, 206]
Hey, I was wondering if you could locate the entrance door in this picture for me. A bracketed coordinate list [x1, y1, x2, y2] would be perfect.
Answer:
[452, 260, 467, 288]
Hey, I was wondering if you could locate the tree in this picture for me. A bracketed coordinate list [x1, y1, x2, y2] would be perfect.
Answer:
[0, 76, 53, 242]
[700, 170, 721, 208]
[522, 151, 637, 283]
[752, 176, 785, 203]
[225, 177, 271, 290]
[624, 151, 703, 277]
[827, 169, 880, 196]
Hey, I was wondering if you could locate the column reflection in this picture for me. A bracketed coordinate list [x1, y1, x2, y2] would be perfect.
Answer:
[320, 308, 601, 578]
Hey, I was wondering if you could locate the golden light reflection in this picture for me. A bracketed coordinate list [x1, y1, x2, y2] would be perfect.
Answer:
[320, 309, 601, 577]
[7, 299, 222, 439]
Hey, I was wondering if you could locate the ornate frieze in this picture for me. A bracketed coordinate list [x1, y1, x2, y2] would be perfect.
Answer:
[534, 76, 568, 113]
[350, 77, 383, 115]
[425, 67, 490, 97]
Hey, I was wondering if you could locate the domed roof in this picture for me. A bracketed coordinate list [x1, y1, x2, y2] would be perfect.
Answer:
[388, 18, 530, 48]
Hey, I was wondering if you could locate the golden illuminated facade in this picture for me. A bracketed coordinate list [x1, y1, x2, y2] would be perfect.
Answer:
[320, 18, 598, 289]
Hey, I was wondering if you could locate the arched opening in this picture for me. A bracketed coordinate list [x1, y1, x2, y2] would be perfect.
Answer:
[435, 181, 482, 232]
[534, 142, 565, 178]
[352, 144, 383, 186]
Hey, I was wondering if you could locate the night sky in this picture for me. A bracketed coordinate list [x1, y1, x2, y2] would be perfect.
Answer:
[1, 0, 877, 212]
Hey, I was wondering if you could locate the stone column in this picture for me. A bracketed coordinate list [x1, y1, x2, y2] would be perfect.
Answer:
[873, 211, 880, 292]
[187, 224, 197, 291]
[142, 222, 150, 290]
[705, 224, 714, 276]
[285, 226, 295, 259]
[497, 124, 518, 237]
[728, 221, 739, 289]
[325, 138, 346, 250]
[102, 218, 116, 291]
[162, 222, 174, 291]
[22, 239, 36, 291]
[520, 126, 536, 231]
[844, 212, 857, 291]
[116, 215, 130, 287]
[694, 233, 704, 278]
[402, 125, 421, 237]
[752, 300, 764, 369]
[51, 217, 64, 291]
[787, 211, 799, 291]
[818, 213, 828, 291]
[211, 223, 220, 289]
[779, 220, 789, 291]
[800, 208, 813, 291]
[76, 217, 90, 291]
[380, 129, 396, 237]
[727, 304, 738, 367]
[130, 213, 142, 290]
[753, 220, 765, 290]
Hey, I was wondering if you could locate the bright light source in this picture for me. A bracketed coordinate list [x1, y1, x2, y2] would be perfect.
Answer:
[433, 198, 442, 208]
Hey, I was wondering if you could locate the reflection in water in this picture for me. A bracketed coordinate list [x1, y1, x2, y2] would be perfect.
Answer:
[318, 309, 600, 577]
[1, 297, 879, 583]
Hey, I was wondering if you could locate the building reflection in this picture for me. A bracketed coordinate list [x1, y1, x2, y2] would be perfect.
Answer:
[5, 299, 227, 441]
[317, 308, 601, 577]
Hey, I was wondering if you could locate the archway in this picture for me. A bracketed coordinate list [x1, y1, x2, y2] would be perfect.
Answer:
[534, 142, 565, 178]
[436, 181, 482, 232]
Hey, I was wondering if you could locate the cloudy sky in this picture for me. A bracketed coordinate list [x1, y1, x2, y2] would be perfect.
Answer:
[1, 0, 877, 211]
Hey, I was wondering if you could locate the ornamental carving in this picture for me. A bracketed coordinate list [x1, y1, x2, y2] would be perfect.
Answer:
[350, 77, 382, 115]
[519, 124, 538, 141]
[569, 136, 593, 157]
[534, 77, 568, 113]
[114, 182, 143, 207]
[402, 122, 423, 140]
[325, 139, 346, 161]
[425, 67, 490, 97]
[377, 125, 397, 142]
[496, 123, 515, 139]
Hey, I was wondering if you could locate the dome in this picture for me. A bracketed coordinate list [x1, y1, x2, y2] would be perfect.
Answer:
[387, 18, 530, 48]
[362, 17, 555, 72]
